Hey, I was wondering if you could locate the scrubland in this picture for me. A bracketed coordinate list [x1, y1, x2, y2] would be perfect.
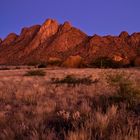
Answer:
[0, 68, 139, 140]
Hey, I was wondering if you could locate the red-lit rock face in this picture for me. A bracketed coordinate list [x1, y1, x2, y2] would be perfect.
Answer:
[0, 38, 2, 45]
[0, 18, 139, 67]
[1, 33, 18, 46]
[119, 31, 129, 38]
[37, 19, 59, 43]
[134, 56, 140, 67]
[16, 25, 41, 43]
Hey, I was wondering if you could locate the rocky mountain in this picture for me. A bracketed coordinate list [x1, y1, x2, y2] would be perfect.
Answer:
[0, 19, 140, 67]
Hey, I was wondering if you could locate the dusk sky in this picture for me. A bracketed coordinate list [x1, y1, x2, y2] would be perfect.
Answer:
[0, 0, 140, 39]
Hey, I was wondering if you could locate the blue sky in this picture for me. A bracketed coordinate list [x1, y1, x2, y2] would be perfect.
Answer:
[0, 0, 140, 39]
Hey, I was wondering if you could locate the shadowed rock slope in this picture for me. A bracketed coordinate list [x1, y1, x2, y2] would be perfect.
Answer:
[0, 19, 140, 67]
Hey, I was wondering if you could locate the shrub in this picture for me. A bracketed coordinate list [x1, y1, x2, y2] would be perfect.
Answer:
[91, 57, 122, 68]
[15, 66, 21, 69]
[106, 72, 140, 110]
[37, 63, 47, 68]
[0, 67, 10, 70]
[28, 61, 48, 68]
[24, 70, 46, 76]
[51, 75, 98, 85]
[47, 60, 62, 66]
[27, 61, 40, 66]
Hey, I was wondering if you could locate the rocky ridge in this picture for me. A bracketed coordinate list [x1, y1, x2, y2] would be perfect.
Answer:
[0, 19, 140, 67]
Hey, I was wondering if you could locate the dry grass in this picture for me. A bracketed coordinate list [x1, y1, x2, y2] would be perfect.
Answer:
[0, 68, 139, 140]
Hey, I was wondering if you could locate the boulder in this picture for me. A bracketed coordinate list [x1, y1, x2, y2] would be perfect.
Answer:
[47, 57, 62, 66]
[62, 55, 83, 68]
[113, 54, 130, 67]
[113, 55, 123, 62]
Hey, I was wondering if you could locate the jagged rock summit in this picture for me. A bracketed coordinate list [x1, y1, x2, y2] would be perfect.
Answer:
[0, 18, 140, 67]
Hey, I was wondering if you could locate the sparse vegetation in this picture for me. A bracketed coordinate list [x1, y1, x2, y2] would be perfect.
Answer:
[91, 57, 122, 68]
[27, 61, 40, 66]
[27, 61, 48, 68]
[24, 69, 46, 76]
[37, 63, 47, 68]
[106, 72, 140, 110]
[48, 60, 62, 66]
[15, 66, 21, 69]
[51, 75, 98, 85]
[0, 67, 10, 70]
[0, 68, 139, 140]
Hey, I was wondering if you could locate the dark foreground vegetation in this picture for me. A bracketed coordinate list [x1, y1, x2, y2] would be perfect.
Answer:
[24, 70, 46, 76]
[0, 70, 139, 140]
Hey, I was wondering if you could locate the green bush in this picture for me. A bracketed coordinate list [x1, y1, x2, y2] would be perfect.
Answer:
[24, 70, 46, 76]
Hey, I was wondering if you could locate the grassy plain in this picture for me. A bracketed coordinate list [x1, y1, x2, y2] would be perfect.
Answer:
[0, 67, 139, 140]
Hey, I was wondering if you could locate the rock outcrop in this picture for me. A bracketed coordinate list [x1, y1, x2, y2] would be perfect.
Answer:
[47, 57, 62, 66]
[1, 33, 18, 47]
[0, 38, 2, 45]
[134, 57, 140, 67]
[62, 55, 83, 68]
[119, 31, 129, 38]
[0, 18, 139, 67]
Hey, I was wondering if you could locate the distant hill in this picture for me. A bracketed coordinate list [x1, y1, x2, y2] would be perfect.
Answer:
[0, 19, 140, 67]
